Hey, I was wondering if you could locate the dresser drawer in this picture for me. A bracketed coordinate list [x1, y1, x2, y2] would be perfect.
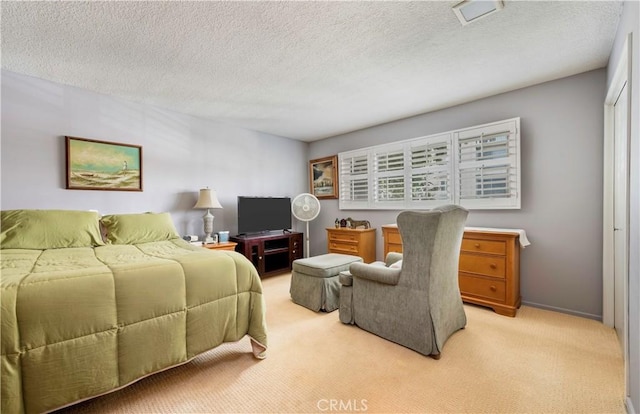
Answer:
[387, 243, 403, 254]
[328, 232, 359, 242]
[386, 231, 402, 245]
[461, 238, 506, 255]
[459, 274, 506, 302]
[329, 242, 359, 254]
[459, 254, 506, 278]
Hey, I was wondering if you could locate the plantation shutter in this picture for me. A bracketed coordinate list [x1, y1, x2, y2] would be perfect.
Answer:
[339, 150, 370, 209]
[373, 144, 405, 207]
[408, 134, 453, 207]
[455, 119, 520, 209]
[337, 118, 520, 210]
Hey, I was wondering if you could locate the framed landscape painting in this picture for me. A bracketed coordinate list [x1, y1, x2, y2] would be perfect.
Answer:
[309, 155, 338, 199]
[65, 136, 143, 191]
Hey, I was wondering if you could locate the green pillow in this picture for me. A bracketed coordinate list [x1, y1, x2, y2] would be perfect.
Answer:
[100, 212, 180, 244]
[1, 209, 105, 249]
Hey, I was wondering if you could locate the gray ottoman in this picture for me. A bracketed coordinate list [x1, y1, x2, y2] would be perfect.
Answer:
[290, 253, 363, 312]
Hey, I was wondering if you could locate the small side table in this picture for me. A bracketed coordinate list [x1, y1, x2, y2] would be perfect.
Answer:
[202, 241, 238, 251]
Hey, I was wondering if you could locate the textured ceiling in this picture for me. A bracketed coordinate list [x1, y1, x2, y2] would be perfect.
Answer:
[1, 1, 623, 142]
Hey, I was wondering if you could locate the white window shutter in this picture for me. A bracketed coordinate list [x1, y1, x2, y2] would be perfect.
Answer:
[455, 119, 520, 209]
[408, 133, 453, 207]
[373, 145, 405, 208]
[337, 118, 521, 210]
[339, 150, 370, 209]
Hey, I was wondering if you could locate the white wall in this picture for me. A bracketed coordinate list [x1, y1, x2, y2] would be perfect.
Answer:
[0, 70, 309, 238]
[309, 69, 607, 320]
[607, 1, 639, 411]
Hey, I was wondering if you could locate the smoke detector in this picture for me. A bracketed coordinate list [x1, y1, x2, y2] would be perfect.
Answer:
[453, 0, 504, 26]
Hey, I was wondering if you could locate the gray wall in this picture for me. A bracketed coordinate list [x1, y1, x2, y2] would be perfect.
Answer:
[0, 70, 309, 238]
[607, 1, 639, 411]
[309, 69, 606, 320]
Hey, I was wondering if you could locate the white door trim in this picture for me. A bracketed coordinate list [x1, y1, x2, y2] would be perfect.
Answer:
[603, 33, 630, 327]
[603, 32, 631, 398]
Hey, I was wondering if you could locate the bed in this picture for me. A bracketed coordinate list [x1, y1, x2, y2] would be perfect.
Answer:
[0, 210, 268, 414]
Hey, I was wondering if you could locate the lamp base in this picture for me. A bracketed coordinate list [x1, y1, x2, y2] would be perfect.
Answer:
[204, 236, 215, 244]
[202, 209, 215, 243]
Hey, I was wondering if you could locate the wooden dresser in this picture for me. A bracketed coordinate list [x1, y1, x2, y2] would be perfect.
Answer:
[382, 225, 404, 255]
[326, 227, 377, 263]
[381, 225, 521, 317]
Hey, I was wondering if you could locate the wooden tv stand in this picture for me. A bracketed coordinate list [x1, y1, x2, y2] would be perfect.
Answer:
[230, 231, 303, 278]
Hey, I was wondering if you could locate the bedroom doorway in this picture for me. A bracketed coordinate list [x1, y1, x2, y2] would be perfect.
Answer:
[613, 81, 628, 347]
[613, 82, 629, 349]
[603, 33, 631, 401]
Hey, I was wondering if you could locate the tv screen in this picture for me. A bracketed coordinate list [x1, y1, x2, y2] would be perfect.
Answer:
[237, 196, 292, 234]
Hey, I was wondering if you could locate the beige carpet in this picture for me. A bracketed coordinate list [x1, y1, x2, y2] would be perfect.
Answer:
[59, 272, 625, 414]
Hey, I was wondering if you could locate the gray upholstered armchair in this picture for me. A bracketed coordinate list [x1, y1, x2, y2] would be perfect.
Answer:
[340, 205, 468, 359]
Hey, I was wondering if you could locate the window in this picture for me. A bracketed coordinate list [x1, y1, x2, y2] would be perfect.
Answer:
[409, 134, 452, 207]
[455, 120, 520, 209]
[339, 150, 370, 209]
[338, 118, 520, 210]
[374, 144, 405, 207]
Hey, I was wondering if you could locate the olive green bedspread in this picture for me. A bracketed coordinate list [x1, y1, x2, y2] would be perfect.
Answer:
[1, 239, 267, 414]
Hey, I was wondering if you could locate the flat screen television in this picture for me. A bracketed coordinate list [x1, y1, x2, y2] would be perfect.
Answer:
[237, 196, 292, 235]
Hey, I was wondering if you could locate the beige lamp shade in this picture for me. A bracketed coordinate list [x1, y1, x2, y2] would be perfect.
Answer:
[193, 188, 222, 243]
[193, 188, 223, 209]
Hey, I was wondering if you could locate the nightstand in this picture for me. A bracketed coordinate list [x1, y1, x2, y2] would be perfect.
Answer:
[202, 241, 238, 251]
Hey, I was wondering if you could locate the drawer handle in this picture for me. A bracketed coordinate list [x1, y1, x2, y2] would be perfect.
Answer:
[489, 263, 497, 269]
[490, 285, 497, 292]
[474, 243, 481, 248]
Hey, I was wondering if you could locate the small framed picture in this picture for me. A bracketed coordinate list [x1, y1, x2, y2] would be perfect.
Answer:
[309, 155, 338, 199]
[65, 136, 142, 191]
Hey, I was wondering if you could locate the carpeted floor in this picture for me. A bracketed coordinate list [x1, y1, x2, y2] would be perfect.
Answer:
[59, 272, 625, 413]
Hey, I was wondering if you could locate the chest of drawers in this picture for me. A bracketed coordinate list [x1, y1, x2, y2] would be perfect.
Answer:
[326, 227, 376, 263]
[381, 225, 521, 317]
[382, 225, 403, 255]
[459, 230, 520, 317]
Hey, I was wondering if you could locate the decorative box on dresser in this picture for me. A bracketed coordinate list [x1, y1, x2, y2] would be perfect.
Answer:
[326, 227, 376, 263]
[381, 225, 524, 317]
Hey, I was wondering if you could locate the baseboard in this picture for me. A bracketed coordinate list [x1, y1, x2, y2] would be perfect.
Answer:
[521, 301, 601, 321]
[627, 397, 636, 414]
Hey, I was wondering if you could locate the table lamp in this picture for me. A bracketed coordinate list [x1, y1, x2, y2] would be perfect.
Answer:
[193, 187, 223, 243]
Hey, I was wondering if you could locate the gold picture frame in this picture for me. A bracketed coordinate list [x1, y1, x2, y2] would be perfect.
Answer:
[65, 136, 143, 191]
[309, 155, 338, 199]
